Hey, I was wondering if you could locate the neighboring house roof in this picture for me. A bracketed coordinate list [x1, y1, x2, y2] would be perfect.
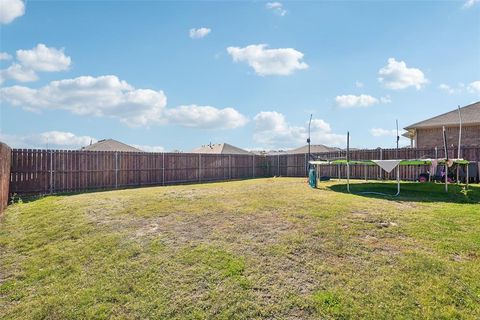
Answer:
[286, 144, 340, 154]
[404, 101, 480, 130]
[191, 143, 252, 155]
[81, 139, 143, 152]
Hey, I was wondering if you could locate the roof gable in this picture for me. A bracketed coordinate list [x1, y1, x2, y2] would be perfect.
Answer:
[82, 139, 142, 152]
[404, 101, 480, 130]
[191, 143, 251, 155]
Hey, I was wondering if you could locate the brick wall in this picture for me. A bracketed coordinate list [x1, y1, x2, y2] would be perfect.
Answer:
[416, 125, 480, 149]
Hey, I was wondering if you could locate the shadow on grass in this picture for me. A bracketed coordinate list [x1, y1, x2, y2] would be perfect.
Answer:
[326, 181, 480, 204]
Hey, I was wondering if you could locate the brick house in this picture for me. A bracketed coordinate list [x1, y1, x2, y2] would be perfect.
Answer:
[404, 101, 480, 148]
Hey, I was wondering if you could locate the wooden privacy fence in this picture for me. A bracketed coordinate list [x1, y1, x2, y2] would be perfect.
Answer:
[0, 143, 11, 213]
[10, 149, 269, 196]
[7, 146, 480, 197]
[266, 146, 480, 180]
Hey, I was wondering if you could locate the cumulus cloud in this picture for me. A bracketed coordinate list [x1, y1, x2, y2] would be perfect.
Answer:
[165, 105, 248, 129]
[0, 75, 167, 126]
[0, 0, 25, 24]
[438, 83, 459, 94]
[0, 44, 71, 84]
[226, 44, 308, 76]
[0, 52, 12, 60]
[335, 94, 391, 108]
[370, 128, 398, 137]
[378, 58, 428, 90]
[0, 75, 248, 129]
[266, 2, 287, 16]
[253, 111, 345, 148]
[16, 44, 71, 72]
[0, 63, 38, 83]
[189, 27, 211, 39]
[463, 0, 479, 8]
[0, 131, 97, 149]
[467, 80, 480, 93]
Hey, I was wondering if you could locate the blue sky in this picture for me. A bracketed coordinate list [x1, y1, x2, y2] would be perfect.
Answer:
[0, 0, 479, 151]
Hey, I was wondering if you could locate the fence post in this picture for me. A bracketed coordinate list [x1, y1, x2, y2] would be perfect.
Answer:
[379, 148, 383, 180]
[198, 154, 201, 182]
[115, 152, 118, 188]
[252, 155, 255, 178]
[49, 149, 53, 194]
[162, 153, 165, 186]
[229, 155, 232, 180]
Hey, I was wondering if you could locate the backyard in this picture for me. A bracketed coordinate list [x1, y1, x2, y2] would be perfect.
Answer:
[1, 178, 479, 319]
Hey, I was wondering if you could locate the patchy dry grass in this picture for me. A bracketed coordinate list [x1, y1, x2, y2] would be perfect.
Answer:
[1, 178, 479, 319]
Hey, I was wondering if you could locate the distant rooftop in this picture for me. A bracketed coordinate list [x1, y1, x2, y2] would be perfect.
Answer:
[191, 143, 252, 155]
[286, 144, 340, 154]
[81, 139, 142, 152]
[404, 101, 480, 130]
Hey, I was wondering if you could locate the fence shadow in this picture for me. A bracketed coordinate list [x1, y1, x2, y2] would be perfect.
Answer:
[326, 181, 480, 204]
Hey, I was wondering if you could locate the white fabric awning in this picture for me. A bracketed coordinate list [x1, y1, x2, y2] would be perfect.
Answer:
[371, 160, 401, 173]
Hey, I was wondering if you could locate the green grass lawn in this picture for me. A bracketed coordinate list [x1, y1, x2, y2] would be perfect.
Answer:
[1, 178, 479, 319]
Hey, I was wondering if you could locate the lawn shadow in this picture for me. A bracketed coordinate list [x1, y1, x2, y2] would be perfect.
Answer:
[326, 181, 480, 204]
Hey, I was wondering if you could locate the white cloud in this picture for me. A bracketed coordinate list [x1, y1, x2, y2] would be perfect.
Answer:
[0, 75, 167, 126]
[355, 81, 364, 88]
[266, 2, 287, 16]
[335, 94, 391, 108]
[467, 80, 480, 93]
[378, 58, 428, 90]
[165, 105, 248, 129]
[370, 128, 397, 137]
[226, 44, 308, 76]
[16, 43, 71, 72]
[132, 144, 165, 152]
[0, 131, 97, 149]
[0, 0, 25, 24]
[0, 75, 248, 129]
[463, 0, 479, 8]
[0, 52, 12, 60]
[189, 27, 211, 39]
[0, 44, 72, 84]
[439, 83, 457, 94]
[0, 63, 38, 84]
[253, 111, 345, 148]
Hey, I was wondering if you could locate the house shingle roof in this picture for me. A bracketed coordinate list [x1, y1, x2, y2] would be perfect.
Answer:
[191, 143, 252, 155]
[81, 139, 142, 152]
[286, 144, 340, 154]
[404, 101, 480, 130]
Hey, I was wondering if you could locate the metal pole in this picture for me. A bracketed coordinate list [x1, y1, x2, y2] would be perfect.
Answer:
[457, 106, 462, 183]
[396, 166, 400, 196]
[347, 131, 350, 193]
[396, 119, 399, 159]
[443, 126, 448, 192]
[307, 114, 312, 175]
[364, 164, 367, 181]
[229, 155, 232, 180]
[466, 163, 469, 189]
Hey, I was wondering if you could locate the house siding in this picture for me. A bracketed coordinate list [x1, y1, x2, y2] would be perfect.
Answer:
[416, 125, 480, 149]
